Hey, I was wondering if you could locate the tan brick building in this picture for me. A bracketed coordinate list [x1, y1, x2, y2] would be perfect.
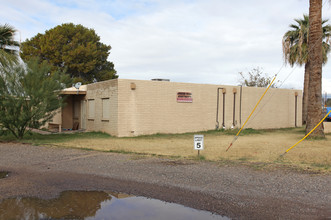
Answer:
[51, 79, 302, 137]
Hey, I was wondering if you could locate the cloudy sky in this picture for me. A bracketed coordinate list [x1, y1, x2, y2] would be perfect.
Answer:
[2, 0, 331, 93]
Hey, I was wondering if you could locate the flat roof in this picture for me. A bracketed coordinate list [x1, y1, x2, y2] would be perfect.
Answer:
[60, 85, 87, 95]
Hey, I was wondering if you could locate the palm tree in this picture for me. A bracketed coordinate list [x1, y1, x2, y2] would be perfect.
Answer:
[0, 24, 20, 68]
[306, 0, 324, 137]
[282, 14, 331, 125]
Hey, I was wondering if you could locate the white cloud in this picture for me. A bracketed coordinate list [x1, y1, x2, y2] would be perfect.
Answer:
[323, 77, 331, 94]
[2, 0, 331, 91]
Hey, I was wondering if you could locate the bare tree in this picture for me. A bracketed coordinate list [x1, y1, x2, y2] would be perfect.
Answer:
[238, 67, 278, 88]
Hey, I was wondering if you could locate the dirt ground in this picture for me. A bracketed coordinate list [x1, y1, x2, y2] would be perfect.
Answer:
[0, 143, 330, 219]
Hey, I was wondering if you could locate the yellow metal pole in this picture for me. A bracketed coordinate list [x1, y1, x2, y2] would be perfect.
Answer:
[282, 110, 331, 155]
[226, 75, 277, 152]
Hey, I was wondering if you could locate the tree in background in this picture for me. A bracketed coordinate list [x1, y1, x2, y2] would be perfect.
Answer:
[238, 67, 278, 88]
[306, 0, 324, 137]
[0, 24, 20, 68]
[20, 23, 117, 84]
[282, 14, 331, 124]
[0, 59, 71, 139]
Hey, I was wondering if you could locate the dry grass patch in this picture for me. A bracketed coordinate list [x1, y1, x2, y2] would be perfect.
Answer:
[58, 137, 195, 158]
[54, 128, 331, 172]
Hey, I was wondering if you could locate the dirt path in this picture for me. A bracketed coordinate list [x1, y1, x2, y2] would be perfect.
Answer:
[0, 143, 330, 219]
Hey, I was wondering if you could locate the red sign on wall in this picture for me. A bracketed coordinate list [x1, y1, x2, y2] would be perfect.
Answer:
[177, 92, 193, 103]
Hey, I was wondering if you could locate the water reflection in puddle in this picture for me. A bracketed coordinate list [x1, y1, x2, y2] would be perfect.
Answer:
[0, 191, 229, 220]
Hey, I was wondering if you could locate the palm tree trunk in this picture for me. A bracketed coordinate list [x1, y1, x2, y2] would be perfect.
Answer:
[302, 62, 310, 124]
[306, 0, 324, 137]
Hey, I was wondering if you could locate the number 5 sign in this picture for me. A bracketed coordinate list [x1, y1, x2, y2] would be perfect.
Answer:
[194, 135, 204, 150]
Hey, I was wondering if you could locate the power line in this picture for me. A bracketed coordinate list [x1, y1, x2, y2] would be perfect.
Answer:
[227, 0, 329, 150]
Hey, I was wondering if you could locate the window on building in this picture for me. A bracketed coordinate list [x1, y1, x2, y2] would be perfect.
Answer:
[88, 99, 95, 119]
[177, 92, 193, 103]
[102, 98, 110, 120]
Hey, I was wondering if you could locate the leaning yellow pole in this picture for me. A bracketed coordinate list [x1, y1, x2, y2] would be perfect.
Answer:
[282, 110, 331, 155]
[226, 75, 277, 152]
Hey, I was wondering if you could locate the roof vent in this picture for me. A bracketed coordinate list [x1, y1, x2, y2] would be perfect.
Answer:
[151, 79, 170, 81]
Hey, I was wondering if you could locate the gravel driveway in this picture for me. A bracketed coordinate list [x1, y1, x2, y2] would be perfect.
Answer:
[0, 143, 330, 219]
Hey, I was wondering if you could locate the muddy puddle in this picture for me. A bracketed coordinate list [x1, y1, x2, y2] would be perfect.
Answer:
[0, 191, 229, 220]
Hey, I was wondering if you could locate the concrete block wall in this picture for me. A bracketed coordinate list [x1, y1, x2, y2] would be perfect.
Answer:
[81, 79, 302, 137]
[85, 79, 118, 136]
[118, 79, 227, 136]
[116, 79, 302, 137]
[241, 87, 302, 129]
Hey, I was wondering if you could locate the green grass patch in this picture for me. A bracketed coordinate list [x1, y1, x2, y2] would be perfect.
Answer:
[169, 155, 182, 159]
[123, 127, 264, 140]
[0, 131, 111, 144]
[218, 157, 239, 166]
[305, 162, 330, 171]
[248, 162, 272, 170]
[0, 130, 15, 142]
[189, 155, 206, 161]
[220, 128, 263, 136]
[311, 163, 330, 168]
[108, 149, 133, 154]
[1, 127, 266, 143]
[238, 157, 250, 161]
[78, 147, 95, 151]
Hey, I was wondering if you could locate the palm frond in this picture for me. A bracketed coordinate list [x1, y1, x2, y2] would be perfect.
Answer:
[282, 14, 331, 66]
[0, 24, 20, 67]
